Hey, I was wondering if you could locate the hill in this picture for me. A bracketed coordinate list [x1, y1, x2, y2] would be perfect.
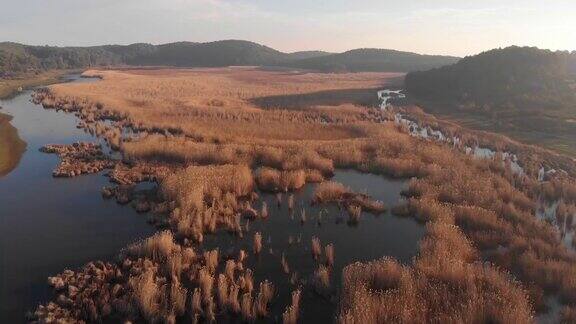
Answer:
[0, 42, 124, 75]
[405, 46, 576, 108]
[126, 40, 289, 67]
[0, 41, 457, 76]
[282, 48, 459, 72]
[404, 46, 576, 156]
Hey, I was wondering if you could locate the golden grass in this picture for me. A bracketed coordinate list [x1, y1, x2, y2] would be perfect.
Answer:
[314, 264, 331, 294]
[129, 269, 161, 322]
[255, 167, 307, 192]
[282, 289, 301, 324]
[161, 164, 253, 209]
[126, 230, 178, 262]
[47, 68, 392, 142]
[325, 244, 335, 268]
[338, 257, 533, 324]
[34, 67, 576, 322]
[160, 164, 254, 240]
[311, 237, 322, 260]
[254, 280, 275, 317]
[253, 232, 263, 255]
[313, 181, 386, 216]
[313, 181, 348, 202]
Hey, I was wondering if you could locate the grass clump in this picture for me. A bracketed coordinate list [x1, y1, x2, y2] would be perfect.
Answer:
[338, 256, 533, 324]
[255, 167, 306, 192]
[313, 181, 386, 217]
[282, 289, 301, 324]
[161, 164, 254, 240]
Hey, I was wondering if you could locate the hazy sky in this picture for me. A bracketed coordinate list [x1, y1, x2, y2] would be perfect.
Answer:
[1, 0, 575, 57]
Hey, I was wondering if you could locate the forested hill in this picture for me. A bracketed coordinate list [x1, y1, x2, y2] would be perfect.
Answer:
[280, 48, 459, 72]
[405, 46, 576, 110]
[0, 40, 457, 75]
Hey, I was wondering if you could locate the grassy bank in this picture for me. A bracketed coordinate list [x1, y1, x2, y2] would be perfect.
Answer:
[0, 70, 71, 99]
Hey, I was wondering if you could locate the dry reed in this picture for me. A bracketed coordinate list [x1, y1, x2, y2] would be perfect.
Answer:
[253, 232, 263, 255]
[281, 253, 290, 274]
[35, 67, 576, 322]
[282, 289, 302, 324]
[325, 244, 335, 267]
[311, 237, 322, 260]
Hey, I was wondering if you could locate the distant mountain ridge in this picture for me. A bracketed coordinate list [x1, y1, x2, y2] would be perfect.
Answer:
[0, 40, 458, 75]
[281, 48, 460, 72]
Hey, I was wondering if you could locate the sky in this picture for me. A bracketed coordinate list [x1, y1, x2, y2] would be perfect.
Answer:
[0, 0, 575, 57]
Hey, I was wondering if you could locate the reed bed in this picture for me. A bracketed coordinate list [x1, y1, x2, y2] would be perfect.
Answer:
[338, 256, 533, 324]
[47, 68, 389, 143]
[160, 164, 254, 241]
[32, 67, 576, 323]
[313, 181, 386, 216]
[255, 167, 307, 192]
[39, 229, 283, 323]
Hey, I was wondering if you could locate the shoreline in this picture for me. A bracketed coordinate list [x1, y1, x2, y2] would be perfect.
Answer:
[0, 70, 79, 100]
[0, 75, 157, 323]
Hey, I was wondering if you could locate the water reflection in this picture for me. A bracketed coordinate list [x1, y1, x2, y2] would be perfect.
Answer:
[0, 78, 154, 323]
[0, 112, 26, 177]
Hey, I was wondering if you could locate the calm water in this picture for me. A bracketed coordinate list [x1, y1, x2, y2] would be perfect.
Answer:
[204, 170, 425, 323]
[0, 77, 425, 323]
[0, 77, 155, 323]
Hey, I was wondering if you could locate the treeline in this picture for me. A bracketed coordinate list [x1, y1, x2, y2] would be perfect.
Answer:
[281, 48, 459, 73]
[0, 40, 458, 76]
[0, 42, 166, 75]
[405, 46, 576, 111]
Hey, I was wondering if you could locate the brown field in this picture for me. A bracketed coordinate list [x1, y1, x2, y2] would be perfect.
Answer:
[32, 67, 576, 323]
